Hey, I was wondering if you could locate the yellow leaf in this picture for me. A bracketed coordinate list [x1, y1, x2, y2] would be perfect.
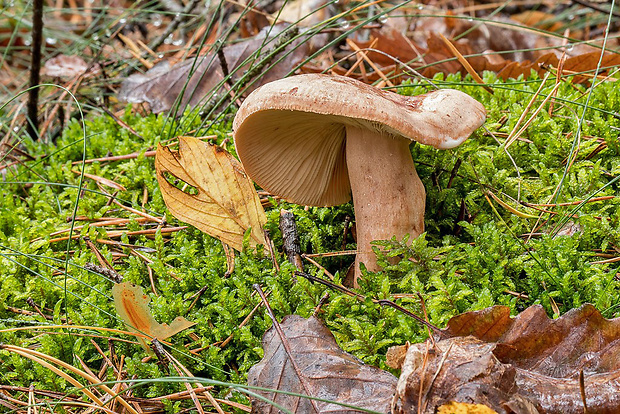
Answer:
[155, 136, 267, 251]
[112, 282, 196, 350]
[437, 401, 498, 414]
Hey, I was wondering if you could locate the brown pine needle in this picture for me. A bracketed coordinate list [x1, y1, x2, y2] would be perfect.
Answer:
[438, 33, 493, 94]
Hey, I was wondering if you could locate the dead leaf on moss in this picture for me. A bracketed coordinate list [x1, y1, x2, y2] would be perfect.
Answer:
[119, 24, 320, 114]
[248, 315, 397, 413]
[392, 304, 620, 414]
[155, 136, 266, 251]
[112, 282, 196, 350]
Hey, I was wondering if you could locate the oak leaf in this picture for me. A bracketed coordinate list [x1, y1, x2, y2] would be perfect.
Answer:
[156, 136, 267, 251]
[248, 315, 397, 413]
[392, 304, 620, 414]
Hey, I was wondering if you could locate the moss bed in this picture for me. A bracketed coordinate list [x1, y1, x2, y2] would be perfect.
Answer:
[1, 73, 620, 409]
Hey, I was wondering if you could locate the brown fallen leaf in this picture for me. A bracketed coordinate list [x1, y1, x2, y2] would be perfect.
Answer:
[358, 14, 616, 85]
[392, 336, 540, 414]
[391, 304, 620, 414]
[112, 282, 196, 350]
[248, 315, 397, 413]
[42, 54, 93, 79]
[155, 136, 266, 251]
[119, 24, 323, 114]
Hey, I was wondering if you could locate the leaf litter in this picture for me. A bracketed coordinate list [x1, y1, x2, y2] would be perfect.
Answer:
[251, 304, 620, 413]
[3, 0, 620, 412]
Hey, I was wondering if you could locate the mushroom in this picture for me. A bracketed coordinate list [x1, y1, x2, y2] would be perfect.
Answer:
[233, 74, 486, 286]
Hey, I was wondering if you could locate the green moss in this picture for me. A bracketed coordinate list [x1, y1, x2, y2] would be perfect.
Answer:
[1, 73, 620, 409]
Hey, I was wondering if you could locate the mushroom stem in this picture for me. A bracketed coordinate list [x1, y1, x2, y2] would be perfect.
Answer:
[345, 125, 425, 286]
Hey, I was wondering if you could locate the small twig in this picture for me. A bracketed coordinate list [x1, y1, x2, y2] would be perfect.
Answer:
[71, 150, 156, 165]
[421, 342, 454, 413]
[378, 300, 443, 337]
[25, 297, 48, 320]
[186, 285, 209, 313]
[264, 230, 280, 273]
[295, 271, 366, 300]
[279, 209, 304, 272]
[295, 271, 442, 334]
[5, 305, 55, 321]
[303, 250, 357, 258]
[217, 46, 229, 79]
[48, 226, 187, 243]
[579, 369, 588, 413]
[417, 293, 436, 346]
[446, 159, 462, 189]
[301, 254, 334, 280]
[312, 293, 330, 317]
[151, 339, 171, 374]
[27, 0, 44, 140]
[416, 341, 430, 414]
[83, 237, 114, 270]
[95, 103, 145, 140]
[219, 295, 263, 349]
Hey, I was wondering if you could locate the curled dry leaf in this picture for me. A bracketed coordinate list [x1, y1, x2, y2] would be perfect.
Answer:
[392, 304, 620, 414]
[155, 136, 266, 251]
[112, 282, 196, 350]
[119, 24, 324, 114]
[248, 315, 397, 413]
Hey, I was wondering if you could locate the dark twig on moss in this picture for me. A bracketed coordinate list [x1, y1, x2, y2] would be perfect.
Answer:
[254, 283, 321, 414]
[295, 271, 443, 335]
[279, 209, 304, 272]
[27, 0, 44, 141]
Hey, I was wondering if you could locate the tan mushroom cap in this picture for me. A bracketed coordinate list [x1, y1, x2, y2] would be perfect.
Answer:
[233, 74, 486, 207]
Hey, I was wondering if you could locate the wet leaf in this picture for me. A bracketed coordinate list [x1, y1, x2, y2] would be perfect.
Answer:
[155, 136, 266, 251]
[392, 304, 620, 414]
[248, 315, 397, 413]
[119, 24, 322, 114]
[112, 282, 196, 350]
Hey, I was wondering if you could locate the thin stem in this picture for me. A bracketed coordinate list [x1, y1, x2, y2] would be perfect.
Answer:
[27, 0, 44, 140]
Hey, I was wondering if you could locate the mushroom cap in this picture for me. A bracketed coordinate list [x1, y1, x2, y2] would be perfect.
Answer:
[233, 74, 486, 207]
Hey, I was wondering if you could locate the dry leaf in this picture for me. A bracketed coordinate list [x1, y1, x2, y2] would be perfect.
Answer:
[248, 315, 397, 413]
[392, 304, 620, 414]
[392, 336, 539, 414]
[437, 401, 499, 414]
[155, 136, 266, 251]
[112, 282, 196, 350]
[42, 54, 91, 79]
[119, 24, 322, 114]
